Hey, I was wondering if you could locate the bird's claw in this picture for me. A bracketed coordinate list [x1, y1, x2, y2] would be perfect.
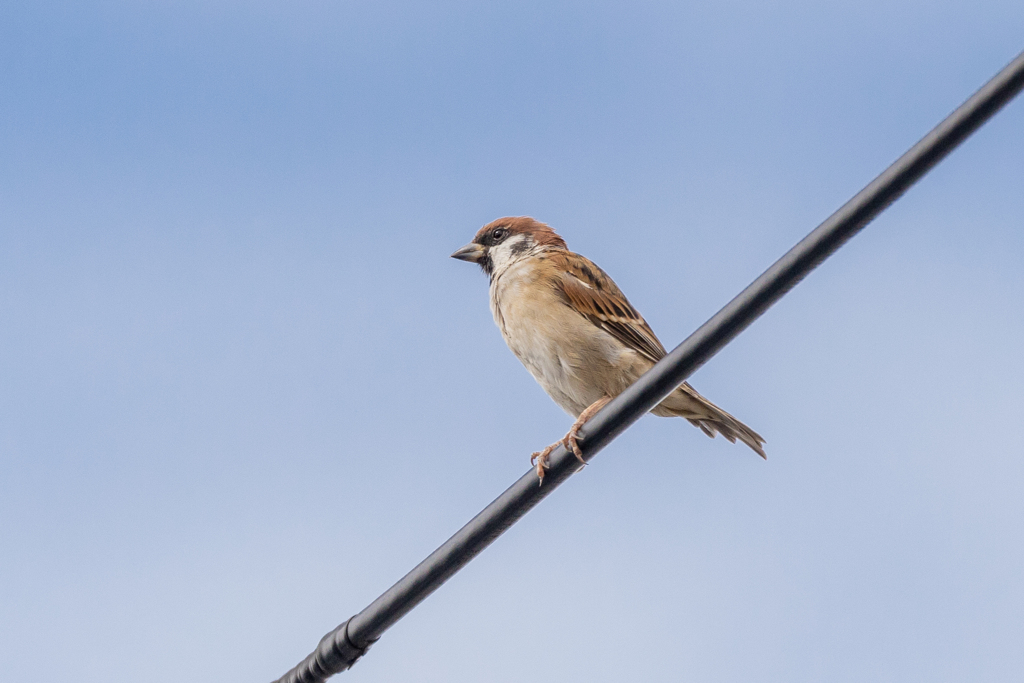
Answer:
[530, 444, 556, 486]
[562, 395, 610, 466]
[563, 429, 586, 466]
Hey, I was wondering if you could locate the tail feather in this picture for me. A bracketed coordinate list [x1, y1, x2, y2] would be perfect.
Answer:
[653, 382, 766, 459]
[687, 418, 716, 439]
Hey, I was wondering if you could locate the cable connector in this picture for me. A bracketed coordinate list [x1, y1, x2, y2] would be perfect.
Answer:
[273, 619, 374, 683]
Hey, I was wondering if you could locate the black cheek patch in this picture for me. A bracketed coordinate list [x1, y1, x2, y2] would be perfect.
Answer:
[509, 239, 532, 257]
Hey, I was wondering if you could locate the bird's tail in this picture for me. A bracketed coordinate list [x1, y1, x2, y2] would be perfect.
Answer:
[651, 382, 766, 458]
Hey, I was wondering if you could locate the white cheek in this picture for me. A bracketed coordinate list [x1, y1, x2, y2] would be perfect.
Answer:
[489, 236, 529, 272]
[489, 243, 510, 270]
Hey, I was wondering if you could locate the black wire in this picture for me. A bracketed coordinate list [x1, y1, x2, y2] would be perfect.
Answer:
[271, 49, 1024, 683]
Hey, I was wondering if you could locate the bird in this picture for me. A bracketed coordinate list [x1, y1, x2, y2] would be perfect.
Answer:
[451, 216, 765, 483]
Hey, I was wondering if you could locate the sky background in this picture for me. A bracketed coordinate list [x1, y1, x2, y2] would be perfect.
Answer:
[2, 2, 1023, 681]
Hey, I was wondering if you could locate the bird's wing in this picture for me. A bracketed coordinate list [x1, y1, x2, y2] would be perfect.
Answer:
[549, 251, 667, 363]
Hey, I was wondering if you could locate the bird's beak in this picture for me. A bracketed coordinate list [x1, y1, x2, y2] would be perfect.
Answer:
[450, 242, 486, 263]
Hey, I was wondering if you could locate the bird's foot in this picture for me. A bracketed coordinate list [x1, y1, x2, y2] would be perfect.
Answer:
[530, 443, 558, 486]
[531, 397, 612, 485]
[564, 396, 612, 465]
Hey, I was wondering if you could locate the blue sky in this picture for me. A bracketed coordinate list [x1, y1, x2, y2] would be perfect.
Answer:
[2, 2, 1023, 681]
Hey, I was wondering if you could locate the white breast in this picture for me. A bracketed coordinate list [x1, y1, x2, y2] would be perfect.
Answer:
[489, 258, 644, 417]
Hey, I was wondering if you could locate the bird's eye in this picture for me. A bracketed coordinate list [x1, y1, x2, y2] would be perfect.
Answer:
[492, 228, 507, 242]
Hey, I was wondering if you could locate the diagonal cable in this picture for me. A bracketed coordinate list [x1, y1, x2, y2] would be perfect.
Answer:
[271, 49, 1024, 683]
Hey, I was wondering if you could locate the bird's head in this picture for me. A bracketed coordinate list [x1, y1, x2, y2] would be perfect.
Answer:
[450, 216, 567, 278]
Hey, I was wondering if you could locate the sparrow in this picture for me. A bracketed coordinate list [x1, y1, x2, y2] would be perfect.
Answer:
[452, 216, 765, 483]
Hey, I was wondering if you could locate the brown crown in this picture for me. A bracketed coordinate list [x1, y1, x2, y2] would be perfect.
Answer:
[475, 216, 568, 250]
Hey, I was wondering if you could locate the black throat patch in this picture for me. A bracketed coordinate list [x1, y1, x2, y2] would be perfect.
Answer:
[479, 252, 494, 278]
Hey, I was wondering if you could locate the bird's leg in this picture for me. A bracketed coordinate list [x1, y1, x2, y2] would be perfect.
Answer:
[530, 396, 612, 486]
[530, 443, 558, 486]
[563, 396, 612, 465]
